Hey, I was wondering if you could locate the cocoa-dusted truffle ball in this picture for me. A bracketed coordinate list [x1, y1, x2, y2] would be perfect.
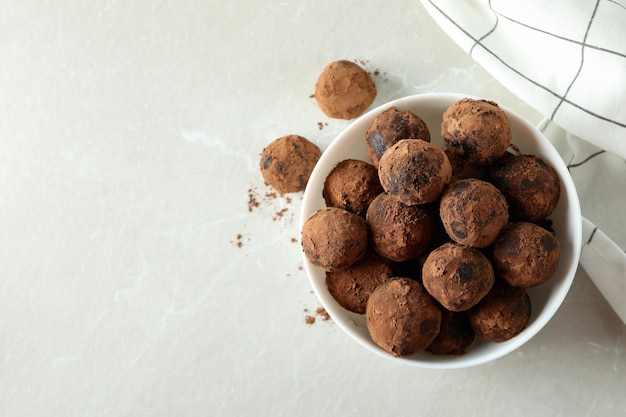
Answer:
[422, 242, 495, 311]
[366, 193, 434, 262]
[326, 249, 394, 314]
[260, 135, 322, 194]
[366, 278, 442, 357]
[441, 98, 512, 165]
[426, 310, 475, 356]
[323, 159, 383, 217]
[490, 154, 560, 220]
[365, 107, 431, 168]
[301, 207, 368, 272]
[468, 284, 531, 342]
[493, 222, 560, 288]
[314, 60, 376, 119]
[439, 179, 509, 248]
[378, 139, 452, 205]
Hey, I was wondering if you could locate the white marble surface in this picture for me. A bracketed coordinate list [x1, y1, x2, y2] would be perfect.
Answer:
[1, 1, 624, 416]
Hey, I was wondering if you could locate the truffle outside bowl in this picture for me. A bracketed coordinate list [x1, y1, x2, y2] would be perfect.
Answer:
[300, 93, 582, 369]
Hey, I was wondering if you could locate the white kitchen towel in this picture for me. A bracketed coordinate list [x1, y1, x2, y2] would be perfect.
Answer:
[422, 0, 626, 323]
[582, 216, 626, 324]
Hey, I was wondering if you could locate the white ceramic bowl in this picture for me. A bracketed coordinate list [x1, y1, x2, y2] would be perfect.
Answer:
[300, 93, 582, 369]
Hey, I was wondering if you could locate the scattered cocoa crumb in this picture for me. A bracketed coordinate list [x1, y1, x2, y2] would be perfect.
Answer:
[371, 68, 388, 82]
[304, 306, 332, 325]
[246, 186, 282, 213]
[353, 59, 386, 81]
[316, 307, 331, 321]
[248, 184, 297, 230]
[317, 121, 329, 130]
[273, 208, 289, 220]
[232, 233, 245, 248]
[309, 93, 315, 99]
[247, 188, 260, 212]
[291, 237, 298, 243]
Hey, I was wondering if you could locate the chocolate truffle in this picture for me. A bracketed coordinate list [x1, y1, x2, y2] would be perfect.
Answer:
[493, 222, 560, 288]
[326, 249, 394, 314]
[378, 139, 452, 205]
[366, 193, 433, 262]
[468, 284, 531, 342]
[441, 98, 512, 165]
[422, 242, 495, 311]
[439, 179, 509, 248]
[426, 310, 475, 356]
[301, 207, 368, 272]
[314, 60, 376, 119]
[490, 154, 560, 220]
[365, 107, 431, 168]
[323, 159, 383, 217]
[366, 277, 442, 357]
[260, 135, 322, 194]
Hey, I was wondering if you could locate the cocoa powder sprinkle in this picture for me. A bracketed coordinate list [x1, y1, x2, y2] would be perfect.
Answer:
[316, 307, 330, 321]
[247, 188, 260, 212]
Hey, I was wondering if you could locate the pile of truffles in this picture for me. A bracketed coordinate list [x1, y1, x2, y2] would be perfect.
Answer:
[301, 98, 562, 357]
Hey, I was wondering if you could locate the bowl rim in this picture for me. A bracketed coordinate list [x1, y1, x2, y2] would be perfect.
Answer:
[300, 92, 582, 369]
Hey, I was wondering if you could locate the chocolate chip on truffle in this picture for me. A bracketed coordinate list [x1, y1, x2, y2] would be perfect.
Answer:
[492, 222, 560, 288]
[426, 310, 476, 356]
[365, 107, 431, 168]
[366, 192, 434, 262]
[301, 207, 368, 272]
[366, 277, 442, 357]
[378, 139, 452, 205]
[439, 179, 509, 248]
[468, 284, 531, 342]
[314, 60, 377, 120]
[441, 98, 512, 165]
[422, 242, 495, 312]
[260, 135, 322, 194]
[323, 159, 383, 217]
[490, 154, 561, 220]
[326, 249, 394, 314]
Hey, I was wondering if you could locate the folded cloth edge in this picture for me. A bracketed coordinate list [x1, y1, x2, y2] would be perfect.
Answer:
[580, 216, 626, 325]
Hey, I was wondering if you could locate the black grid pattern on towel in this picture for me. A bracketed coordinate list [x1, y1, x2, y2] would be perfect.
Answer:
[427, 0, 626, 129]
